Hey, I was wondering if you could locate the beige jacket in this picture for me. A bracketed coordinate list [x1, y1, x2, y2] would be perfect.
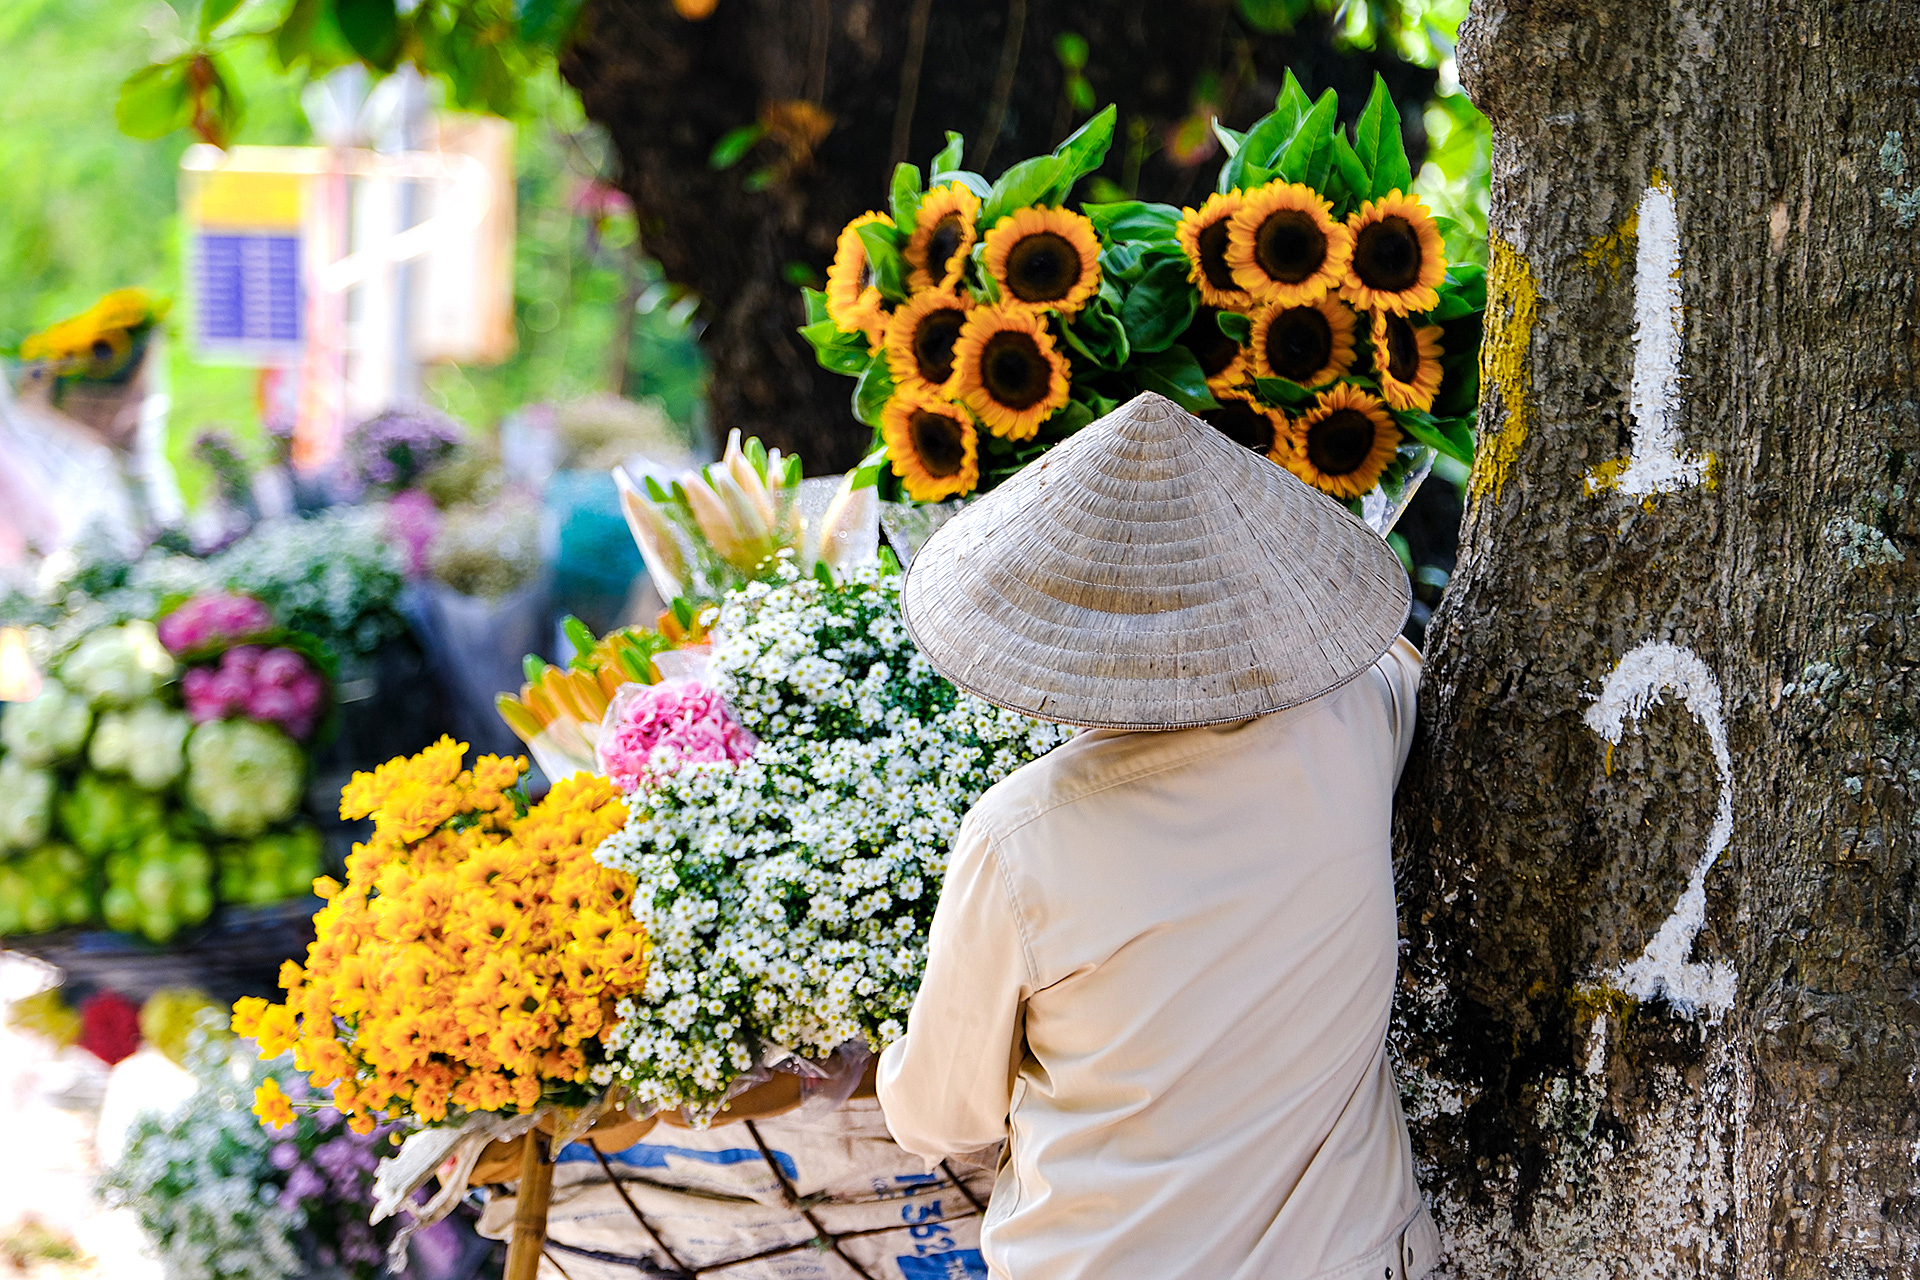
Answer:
[878, 639, 1436, 1280]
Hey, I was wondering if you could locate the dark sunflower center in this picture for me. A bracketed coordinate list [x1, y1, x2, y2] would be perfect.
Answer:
[1382, 312, 1421, 382]
[1201, 402, 1274, 453]
[1306, 409, 1377, 476]
[1004, 232, 1081, 303]
[857, 250, 874, 292]
[926, 215, 965, 279]
[1354, 216, 1423, 291]
[1264, 306, 1334, 382]
[911, 308, 966, 384]
[1196, 218, 1238, 292]
[1254, 209, 1329, 284]
[909, 410, 967, 478]
[979, 331, 1051, 407]
[1183, 307, 1241, 377]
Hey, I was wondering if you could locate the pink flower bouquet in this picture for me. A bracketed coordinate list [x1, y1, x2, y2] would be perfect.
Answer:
[596, 678, 756, 792]
[183, 646, 327, 741]
[158, 593, 274, 654]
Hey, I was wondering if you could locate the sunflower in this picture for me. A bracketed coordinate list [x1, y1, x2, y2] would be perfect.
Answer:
[1250, 296, 1358, 388]
[882, 394, 980, 501]
[1181, 306, 1249, 396]
[906, 184, 981, 292]
[884, 289, 972, 400]
[1200, 392, 1286, 459]
[982, 206, 1102, 315]
[1370, 309, 1446, 412]
[945, 304, 1071, 440]
[825, 211, 895, 342]
[1341, 191, 1446, 314]
[1176, 192, 1254, 309]
[1226, 181, 1352, 306]
[1281, 383, 1401, 500]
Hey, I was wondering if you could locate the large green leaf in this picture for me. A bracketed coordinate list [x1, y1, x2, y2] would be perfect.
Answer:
[514, 0, 585, 48]
[1276, 88, 1339, 189]
[1215, 310, 1253, 344]
[1252, 376, 1316, 410]
[274, 0, 323, 67]
[980, 155, 1063, 229]
[1220, 72, 1310, 194]
[855, 219, 909, 303]
[1120, 255, 1199, 354]
[336, 0, 401, 70]
[1041, 104, 1117, 205]
[1061, 298, 1130, 369]
[801, 287, 831, 327]
[889, 163, 923, 234]
[930, 131, 965, 179]
[1132, 347, 1218, 412]
[853, 357, 896, 428]
[116, 61, 192, 139]
[1392, 409, 1475, 465]
[1353, 74, 1413, 199]
[1213, 121, 1245, 157]
[1328, 134, 1371, 213]
[1431, 264, 1487, 319]
[1082, 200, 1181, 244]
[799, 321, 874, 376]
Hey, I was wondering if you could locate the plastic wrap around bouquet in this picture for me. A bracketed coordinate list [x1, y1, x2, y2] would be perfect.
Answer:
[804, 74, 1482, 559]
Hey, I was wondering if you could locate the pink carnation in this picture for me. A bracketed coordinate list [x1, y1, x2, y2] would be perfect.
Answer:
[157, 592, 274, 653]
[384, 489, 442, 579]
[597, 679, 755, 793]
[183, 645, 327, 740]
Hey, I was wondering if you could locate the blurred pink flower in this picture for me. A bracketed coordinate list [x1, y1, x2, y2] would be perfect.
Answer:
[183, 644, 326, 740]
[384, 489, 441, 579]
[158, 592, 273, 653]
[597, 678, 755, 792]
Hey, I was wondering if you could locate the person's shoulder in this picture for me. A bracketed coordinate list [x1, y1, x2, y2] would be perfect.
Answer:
[966, 723, 1235, 842]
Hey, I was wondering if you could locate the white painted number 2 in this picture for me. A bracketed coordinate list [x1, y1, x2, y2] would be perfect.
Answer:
[1582, 641, 1736, 1021]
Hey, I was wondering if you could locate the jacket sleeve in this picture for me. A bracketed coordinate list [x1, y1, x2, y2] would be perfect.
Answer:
[1383, 636, 1423, 783]
[877, 815, 1033, 1160]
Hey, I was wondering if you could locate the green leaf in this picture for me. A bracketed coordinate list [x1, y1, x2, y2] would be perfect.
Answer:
[930, 130, 964, 178]
[1353, 74, 1413, 199]
[1393, 409, 1475, 466]
[1252, 376, 1316, 410]
[855, 220, 909, 303]
[1132, 347, 1218, 412]
[801, 287, 831, 326]
[1054, 31, 1089, 70]
[709, 124, 764, 170]
[850, 445, 889, 490]
[799, 320, 874, 376]
[888, 163, 923, 233]
[1042, 103, 1117, 205]
[116, 61, 192, 139]
[852, 356, 896, 428]
[1213, 120, 1245, 158]
[336, 0, 401, 70]
[1061, 299, 1130, 369]
[1067, 77, 1096, 115]
[198, 0, 244, 37]
[1215, 311, 1252, 343]
[1276, 88, 1339, 189]
[515, 0, 585, 48]
[980, 155, 1063, 229]
[1050, 398, 1096, 436]
[1329, 134, 1371, 212]
[1082, 200, 1181, 244]
[1221, 71, 1311, 193]
[1430, 265, 1487, 320]
[937, 169, 992, 199]
[274, 0, 323, 67]
[1235, 0, 1313, 32]
[1120, 255, 1199, 354]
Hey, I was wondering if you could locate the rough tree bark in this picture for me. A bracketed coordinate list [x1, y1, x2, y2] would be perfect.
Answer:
[559, 0, 1433, 469]
[1395, 1, 1920, 1275]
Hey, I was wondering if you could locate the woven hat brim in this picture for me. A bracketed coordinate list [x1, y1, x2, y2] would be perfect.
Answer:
[900, 393, 1411, 730]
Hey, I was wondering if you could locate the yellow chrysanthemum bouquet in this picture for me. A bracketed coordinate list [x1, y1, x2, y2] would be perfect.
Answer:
[800, 74, 1483, 527]
[15, 287, 170, 382]
[231, 737, 647, 1137]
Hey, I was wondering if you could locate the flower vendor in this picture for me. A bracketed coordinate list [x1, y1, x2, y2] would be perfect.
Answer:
[878, 392, 1436, 1279]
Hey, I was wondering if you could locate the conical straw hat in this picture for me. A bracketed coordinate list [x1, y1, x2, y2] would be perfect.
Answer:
[900, 392, 1410, 730]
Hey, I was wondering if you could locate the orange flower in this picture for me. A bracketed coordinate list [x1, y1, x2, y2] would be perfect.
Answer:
[252, 1078, 296, 1129]
[1341, 191, 1447, 315]
[1226, 182, 1352, 307]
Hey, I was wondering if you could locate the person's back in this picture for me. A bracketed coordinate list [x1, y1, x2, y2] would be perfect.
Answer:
[880, 639, 1436, 1279]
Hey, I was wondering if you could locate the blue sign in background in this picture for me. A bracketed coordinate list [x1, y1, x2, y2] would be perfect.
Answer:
[196, 233, 302, 352]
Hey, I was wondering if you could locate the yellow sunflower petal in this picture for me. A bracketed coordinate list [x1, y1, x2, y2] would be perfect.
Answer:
[1341, 191, 1447, 315]
[1176, 191, 1254, 310]
[826, 211, 895, 343]
[1370, 309, 1446, 412]
[1225, 181, 1353, 307]
[1250, 296, 1358, 388]
[882, 393, 980, 501]
[906, 185, 981, 293]
[982, 206, 1102, 315]
[1281, 382, 1401, 499]
[883, 289, 973, 400]
[944, 303, 1071, 440]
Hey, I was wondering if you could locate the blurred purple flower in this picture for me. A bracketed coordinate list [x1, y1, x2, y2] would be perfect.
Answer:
[279, 1162, 327, 1211]
[344, 407, 464, 494]
[385, 490, 442, 579]
[269, 1143, 301, 1171]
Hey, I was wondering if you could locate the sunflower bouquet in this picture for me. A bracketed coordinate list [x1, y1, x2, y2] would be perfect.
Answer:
[230, 737, 649, 1137]
[801, 75, 1481, 521]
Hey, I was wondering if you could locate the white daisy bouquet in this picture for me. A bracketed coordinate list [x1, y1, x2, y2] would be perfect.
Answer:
[592, 559, 1068, 1113]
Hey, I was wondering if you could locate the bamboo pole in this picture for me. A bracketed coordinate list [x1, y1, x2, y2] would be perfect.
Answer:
[503, 1132, 554, 1280]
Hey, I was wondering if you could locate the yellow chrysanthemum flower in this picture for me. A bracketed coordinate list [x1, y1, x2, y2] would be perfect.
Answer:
[1341, 191, 1447, 315]
[1250, 296, 1358, 388]
[981, 206, 1102, 315]
[1226, 181, 1353, 307]
[882, 393, 980, 502]
[252, 1077, 296, 1129]
[883, 289, 972, 401]
[905, 184, 980, 292]
[944, 304, 1070, 441]
[1370, 309, 1446, 411]
[825, 211, 895, 343]
[1281, 383, 1402, 499]
[1176, 192, 1254, 310]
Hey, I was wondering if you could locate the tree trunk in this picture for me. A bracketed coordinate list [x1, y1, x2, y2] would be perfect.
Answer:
[559, 0, 1434, 470]
[1395, 1, 1920, 1274]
